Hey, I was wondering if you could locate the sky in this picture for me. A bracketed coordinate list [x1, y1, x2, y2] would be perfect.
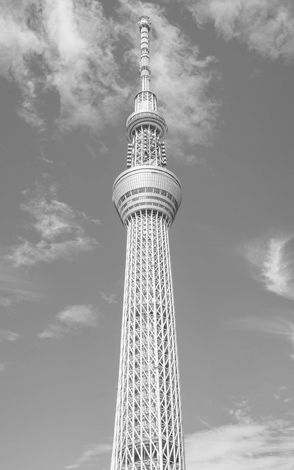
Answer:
[0, 0, 294, 469]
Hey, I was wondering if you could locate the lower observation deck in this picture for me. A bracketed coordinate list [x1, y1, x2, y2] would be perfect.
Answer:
[112, 166, 182, 226]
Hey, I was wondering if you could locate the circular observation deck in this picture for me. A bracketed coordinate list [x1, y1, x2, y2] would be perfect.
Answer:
[126, 111, 168, 143]
[113, 166, 182, 226]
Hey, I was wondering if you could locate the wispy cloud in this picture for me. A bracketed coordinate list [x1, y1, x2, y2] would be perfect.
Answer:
[230, 315, 294, 356]
[187, 0, 294, 62]
[5, 183, 98, 267]
[118, 0, 219, 163]
[7, 238, 97, 268]
[0, 0, 218, 160]
[0, 331, 20, 342]
[0, 261, 40, 304]
[66, 443, 112, 469]
[185, 416, 294, 469]
[100, 291, 117, 305]
[243, 233, 294, 299]
[0, 0, 129, 132]
[39, 304, 99, 339]
[0, 297, 13, 308]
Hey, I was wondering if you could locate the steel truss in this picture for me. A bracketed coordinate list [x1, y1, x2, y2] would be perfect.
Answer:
[128, 126, 166, 168]
[111, 210, 185, 470]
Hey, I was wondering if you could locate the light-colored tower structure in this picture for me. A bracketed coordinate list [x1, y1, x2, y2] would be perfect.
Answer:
[111, 16, 185, 470]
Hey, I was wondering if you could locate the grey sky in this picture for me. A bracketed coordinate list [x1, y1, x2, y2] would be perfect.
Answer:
[0, 1, 294, 469]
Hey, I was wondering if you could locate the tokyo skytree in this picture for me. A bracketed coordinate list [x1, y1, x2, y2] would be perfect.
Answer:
[111, 16, 185, 470]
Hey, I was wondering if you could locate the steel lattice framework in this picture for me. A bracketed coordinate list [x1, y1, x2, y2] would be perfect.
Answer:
[111, 16, 185, 470]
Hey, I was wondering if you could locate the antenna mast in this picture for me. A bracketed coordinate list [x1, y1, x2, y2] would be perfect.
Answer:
[138, 16, 152, 91]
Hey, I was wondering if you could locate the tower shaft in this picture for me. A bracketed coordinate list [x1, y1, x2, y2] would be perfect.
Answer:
[111, 16, 185, 470]
[111, 210, 184, 470]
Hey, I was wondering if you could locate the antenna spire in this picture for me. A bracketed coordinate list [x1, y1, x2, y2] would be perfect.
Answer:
[138, 16, 151, 91]
[125, 16, 168, 167]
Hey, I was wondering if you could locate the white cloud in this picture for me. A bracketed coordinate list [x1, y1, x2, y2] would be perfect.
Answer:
[0, 0, 44, 129]
[100, 291, 117, 305]
[42, 0, 129, 132]
[188, 0, 294, 62]
[39, 304, 98, 339]
[0, 363, 6, 372]
[0, 0, 218, 160]
[8, 237, 96, 267]
[0, 331, 20, 342]
[0, 0, 129, 132]
[66, 443, 112, 469]
[0, 297, 13, 308]
[5, 184, 98, 267]
[118, 0, 219, 163]
[186, 417, 294, 470]
[243, 234, 294, 299]
[0, 261, 40, 304]
[57, 304, 97, 326]
[230, 315, 294, 354]
[22, 195, 79, 240]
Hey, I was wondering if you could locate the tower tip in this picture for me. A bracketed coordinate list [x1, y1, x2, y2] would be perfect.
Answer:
[138, 16, 151, 31]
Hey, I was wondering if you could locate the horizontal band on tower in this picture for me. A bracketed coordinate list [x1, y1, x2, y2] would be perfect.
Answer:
[113, 166, 182, 226]
[126, 111, 167, 142]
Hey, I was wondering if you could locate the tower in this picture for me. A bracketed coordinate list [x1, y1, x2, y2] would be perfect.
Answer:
[111, 16, 185, 470]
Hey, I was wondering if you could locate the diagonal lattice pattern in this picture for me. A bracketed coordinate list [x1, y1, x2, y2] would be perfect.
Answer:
[111, 210, 185, 470]
[127, 125, 166, 168]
